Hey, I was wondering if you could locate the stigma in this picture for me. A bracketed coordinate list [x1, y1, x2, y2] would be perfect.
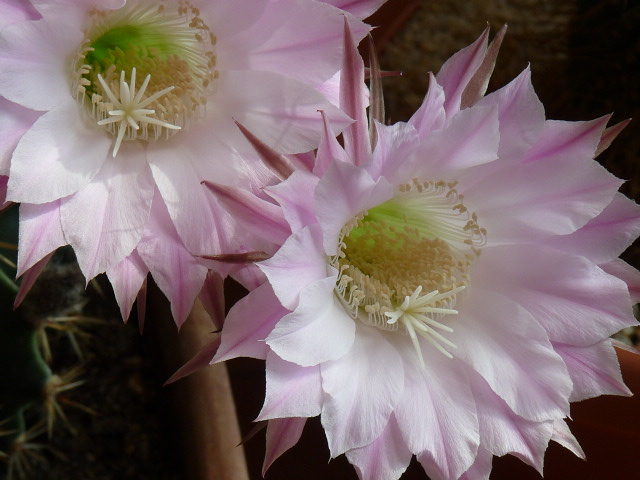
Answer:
[96, 68, 181, 157]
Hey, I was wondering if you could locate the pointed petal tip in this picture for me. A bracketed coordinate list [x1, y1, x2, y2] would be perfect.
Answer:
[199, 251, 272, 264]
[596, 117, 632, 157]
[164, 336, 221, 385]
[233, 119, 298, 180]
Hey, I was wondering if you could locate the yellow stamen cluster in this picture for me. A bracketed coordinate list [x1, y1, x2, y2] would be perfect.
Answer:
[72, 0, 218, 155]
[331, 178, 485, 362]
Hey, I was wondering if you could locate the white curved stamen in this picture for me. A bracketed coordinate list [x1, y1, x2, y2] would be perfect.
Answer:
[96, 68, 181, 157]
[385, 285, 465, 366]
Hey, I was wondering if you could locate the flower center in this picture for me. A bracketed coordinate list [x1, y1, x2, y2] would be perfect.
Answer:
[331, 180, 486, 363]
[72, 1, 217, 156]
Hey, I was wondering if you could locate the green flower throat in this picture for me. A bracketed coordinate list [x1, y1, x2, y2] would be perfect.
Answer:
[73, 1, 217, 156]
[332, 179, 486, 362]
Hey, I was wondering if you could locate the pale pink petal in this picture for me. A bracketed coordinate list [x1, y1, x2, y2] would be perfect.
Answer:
[165, 336, 221, 385]
[466, 152, 622, 244]
[136, 192, 208, 327]
[259, 225, 328, 311]
[476, 245, 636, 346]
[318, 0, 387, 18]
[321, 325, 403, 456]
[267, 276, 355, 367]
[0, 97, 40, 175]
[345, 415, 412, 480]
[476, 67, 545, 161]
[0, 16, 82, 110]
[313, 71, 341, 108]
[214, 282, 288, 362]
[218, 70, 352, 154]
[149, 146, 238, 256]
[460, 24, 506, 109]
[450, 290, 572, 422]
[595, 118, 630, 157]
[554, 340, 631, 402]
[8, 102, 111, 203]
[435, 26, 490, 118]
[16, 200, 65, 276]
[233, 119, 305, 180]
[395, 348, 479, 479]
[0, 0, 40, 28]
[198, 270, 225, 330]
[61, 144, 154, 279]
[468, 371, 553, 472]
[459, 447, 493, 480]
[314, 109, 349, 177]
[413, 104, 499, 176]
[228, 263, 267, 292]
[199, 0, 267, 41]
[600, 258, 640, 304]
[550, 419, 585, 460]
[258, 351, 323, 420]
[544, 193, 640, 264]
[523, 116, 610, 164]
[220, 1, 368, 86]
[339, 16, 370, 166]
[31, 0, 122, 21]
[263, 417, 307, 476]
[366, 121, 421, 185]
[408, 72, 446, 136]
[202, 181, 289, 247]
[265, 170, 320, 233]
[13, 250, 54, 308]
[314, 160, 393, 255]
[106, 249, 149, 322]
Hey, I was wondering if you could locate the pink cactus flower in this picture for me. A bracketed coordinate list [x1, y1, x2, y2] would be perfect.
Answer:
[212, 24, 640, 479]
[0, 0, 370, 324]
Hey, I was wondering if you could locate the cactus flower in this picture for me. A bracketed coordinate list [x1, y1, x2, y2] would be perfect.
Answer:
[0, 0, 369, 324]
[213, 25, 640, 479]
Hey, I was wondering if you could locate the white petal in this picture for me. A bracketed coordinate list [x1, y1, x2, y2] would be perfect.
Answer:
[314, 160, 393, 256]
[395, 347, 479, 479]
[136, 191, 208, 327]
[0, 16, 81, 110]
[259, 224, 328, 311]
[451, 290, 572, 422]
[262, 417, 307, 476]
[267, 276, 355, 367]
[345, 415, 412, 480]
[321, 325, 403, 456]
[60, 144, 154, 279]
[106, 249, 149, 322]
[217, 70, 352, 154]
[554, 340, 631, 402]
[475, 244, 636, 346]
[8, 102, 111, 203]
[468, 372, 553, 472]
[214, 282, 288, 362]
[258, 351, 323, 420]
[16, 200, 66, 276]
[0, 97, 40, 175]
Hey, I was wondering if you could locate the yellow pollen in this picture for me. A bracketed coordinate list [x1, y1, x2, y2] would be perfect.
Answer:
[331, 179, 485, 363]
[72, 0, 217, 154]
